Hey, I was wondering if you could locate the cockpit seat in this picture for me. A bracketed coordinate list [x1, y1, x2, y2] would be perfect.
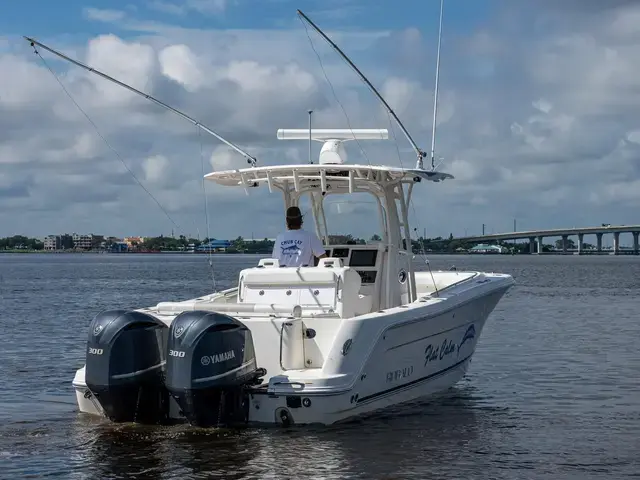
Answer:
[318, 258, 372, 317]
[238, 257, 373, 317]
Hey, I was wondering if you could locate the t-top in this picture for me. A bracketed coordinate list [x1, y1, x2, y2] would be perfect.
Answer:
[272, 229, 326, 267]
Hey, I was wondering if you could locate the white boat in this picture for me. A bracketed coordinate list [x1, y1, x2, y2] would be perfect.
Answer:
[27, 7, 514, 428]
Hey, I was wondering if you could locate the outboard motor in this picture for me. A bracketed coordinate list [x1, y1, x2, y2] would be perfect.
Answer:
[85, 309, 170, 424]
[165, 311, 266, 428]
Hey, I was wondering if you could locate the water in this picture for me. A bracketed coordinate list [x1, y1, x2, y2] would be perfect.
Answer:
[1, 253, 639, 479]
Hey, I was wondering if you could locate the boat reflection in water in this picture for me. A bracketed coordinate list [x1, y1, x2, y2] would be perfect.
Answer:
[70, 386, 496, 478]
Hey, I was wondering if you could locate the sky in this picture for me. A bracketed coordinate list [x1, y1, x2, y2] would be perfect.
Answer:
[1, 0, 640, 241]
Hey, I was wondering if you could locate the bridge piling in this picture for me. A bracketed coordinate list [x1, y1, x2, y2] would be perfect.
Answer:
[448, 224, 640, 255]
[561, 235, 568, 255]
[577, 233, 584, 255]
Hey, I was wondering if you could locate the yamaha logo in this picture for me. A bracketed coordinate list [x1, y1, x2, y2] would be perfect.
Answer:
[174, 325, 185, 338]
[201, 350, 236, 366]
[93, 325, 103, 336]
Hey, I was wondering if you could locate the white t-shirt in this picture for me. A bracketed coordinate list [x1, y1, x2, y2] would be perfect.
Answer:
[272, 229, 326, 267]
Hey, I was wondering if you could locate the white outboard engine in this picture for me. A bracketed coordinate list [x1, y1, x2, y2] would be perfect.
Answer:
[165, 311, 266, 428]
[85, 309, 170, 424]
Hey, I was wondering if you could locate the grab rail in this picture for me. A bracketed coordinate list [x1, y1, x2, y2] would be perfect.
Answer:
[279, 322, 289, 371]
[155, 301, 303, 316]
[268, 381, 306, 392]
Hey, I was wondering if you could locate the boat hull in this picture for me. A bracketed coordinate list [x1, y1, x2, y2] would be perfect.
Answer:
[244, 286, 506, 426]
[72, 278, 510, 426]
[74, 355, 472, 427]
[246, 353, 473, 426]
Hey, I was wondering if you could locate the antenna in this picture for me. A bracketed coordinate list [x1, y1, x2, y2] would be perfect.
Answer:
[277, 129, 388, 141]
[296, 10, 427, 170]
[24, 37, 258, 167]
[430, 0, 444, 171]
[308, 110, 313, 164]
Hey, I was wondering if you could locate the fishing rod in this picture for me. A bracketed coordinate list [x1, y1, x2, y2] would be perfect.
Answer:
[24, 36, 258, 167]
[297, 9, 429, 170]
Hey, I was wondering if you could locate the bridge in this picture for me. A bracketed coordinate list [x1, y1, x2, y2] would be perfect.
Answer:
[451, 224, 640, 254]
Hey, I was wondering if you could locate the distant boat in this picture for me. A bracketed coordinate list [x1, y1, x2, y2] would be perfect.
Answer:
[468, 244, 506, 254]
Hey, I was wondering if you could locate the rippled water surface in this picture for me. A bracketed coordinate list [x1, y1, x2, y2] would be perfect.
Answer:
[1, 253, 639, 479]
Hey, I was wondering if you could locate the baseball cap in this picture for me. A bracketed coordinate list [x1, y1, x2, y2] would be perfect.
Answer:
[286, 206, 303, 219]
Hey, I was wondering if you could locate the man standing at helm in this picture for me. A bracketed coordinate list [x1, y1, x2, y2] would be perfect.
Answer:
[272, 206, 327, 267]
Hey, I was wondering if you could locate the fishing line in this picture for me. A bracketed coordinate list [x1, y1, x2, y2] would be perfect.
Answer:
[299, 16, 373, 167]
[198, 126, 217, 291]
[30, 43, 182, 233]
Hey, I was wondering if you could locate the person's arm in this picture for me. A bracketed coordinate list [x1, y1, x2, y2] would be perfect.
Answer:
[311, 234, 327, 259]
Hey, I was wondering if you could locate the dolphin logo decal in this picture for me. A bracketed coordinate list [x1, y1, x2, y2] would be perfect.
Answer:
[457, 324, 476, 356]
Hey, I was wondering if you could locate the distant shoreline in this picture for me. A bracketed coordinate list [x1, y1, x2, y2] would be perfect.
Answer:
[1, 250, 634, 256]
[0, 250, 273, 255]
[1, 249, 470, 255]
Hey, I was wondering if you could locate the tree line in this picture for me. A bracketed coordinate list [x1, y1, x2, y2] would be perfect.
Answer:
[0, 236, 44, 250]
[3, 234, 576, 254]
[138, 233, 487, 254]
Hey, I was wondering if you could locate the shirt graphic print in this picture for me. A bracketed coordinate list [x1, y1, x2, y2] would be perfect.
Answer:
[272, 229, 326, 267]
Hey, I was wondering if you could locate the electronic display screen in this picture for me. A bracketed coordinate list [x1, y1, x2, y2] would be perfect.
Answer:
[349, 249, 378, 267]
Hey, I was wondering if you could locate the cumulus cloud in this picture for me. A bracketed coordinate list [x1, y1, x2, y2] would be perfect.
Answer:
[1, 1, 640, 240]
[158, 44, 205, 91]
[85, 35, 157, 106]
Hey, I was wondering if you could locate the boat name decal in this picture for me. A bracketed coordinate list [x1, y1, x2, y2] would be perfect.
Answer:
[424, 324, 477, 367]
[424, 339, 456, 366]
[386, 365, 414, 383]
[201, 350, 236, 366]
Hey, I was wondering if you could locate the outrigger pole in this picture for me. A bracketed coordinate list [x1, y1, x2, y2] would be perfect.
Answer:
[24, 36, 258, 167]
[296, 10, 428, 170]
[429, 0, 444, 172]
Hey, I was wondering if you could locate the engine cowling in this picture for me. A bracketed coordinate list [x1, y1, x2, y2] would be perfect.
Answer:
[165, 311, 265, 427]
[85, 309, 170, 424]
